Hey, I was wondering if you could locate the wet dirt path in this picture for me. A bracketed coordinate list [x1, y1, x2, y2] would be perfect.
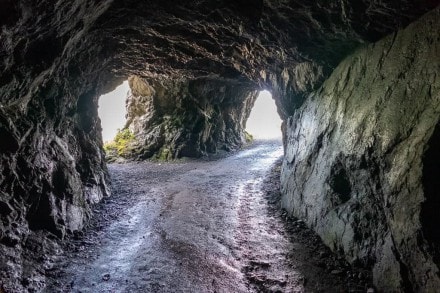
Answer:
[46, 140, 371, 292]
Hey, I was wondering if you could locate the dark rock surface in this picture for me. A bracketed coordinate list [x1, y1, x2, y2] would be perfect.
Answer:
[95, 0, 436, 117]
[124, 76, 257, 160]
[0, 0, 438, 291]
[281, 7, 440, 291]
[0, 2, 113, 291]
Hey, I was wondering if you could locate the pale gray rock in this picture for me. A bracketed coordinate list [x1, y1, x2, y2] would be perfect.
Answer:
[281, 8, 440, 291]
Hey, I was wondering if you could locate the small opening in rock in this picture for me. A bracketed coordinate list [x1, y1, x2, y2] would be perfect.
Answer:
[421, 123, 440, 264]
[246, 90, 282, 139]
[329, 163, 352, 205]
[98, 81, 131, 143]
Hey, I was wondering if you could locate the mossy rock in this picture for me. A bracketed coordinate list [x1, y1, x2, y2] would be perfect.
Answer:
[244, 131, 254, 143]
[156, 147, 172, 161]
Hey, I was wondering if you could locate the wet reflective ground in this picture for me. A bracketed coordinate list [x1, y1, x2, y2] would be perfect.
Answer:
[46, 140, 371, 292]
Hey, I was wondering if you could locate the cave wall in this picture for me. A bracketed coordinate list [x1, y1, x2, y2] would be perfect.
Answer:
[0, 1, 114, 291]
[0, 0, 438, 291]
[86, 0, 437, 118]
[125, 76, 257, 160]
[280, 8, 440, 291]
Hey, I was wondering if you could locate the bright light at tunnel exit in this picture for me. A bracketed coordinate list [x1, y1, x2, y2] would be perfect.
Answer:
[99, 85, 281, 143]
[98, 81, 131, 143]
[246, 90, 282, 139]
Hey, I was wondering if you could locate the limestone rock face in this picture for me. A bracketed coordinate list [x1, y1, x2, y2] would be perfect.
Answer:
[125, 76, 257, 159]
[281, 8, 440, 291]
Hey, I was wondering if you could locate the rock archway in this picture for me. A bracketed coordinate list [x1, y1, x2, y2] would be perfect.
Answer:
[0, 1, 439, 291]
[122, 76, 258, 160]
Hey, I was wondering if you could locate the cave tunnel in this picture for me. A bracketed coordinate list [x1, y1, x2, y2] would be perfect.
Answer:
[98, 84, 281, 154]
[1, 1, 440, 292]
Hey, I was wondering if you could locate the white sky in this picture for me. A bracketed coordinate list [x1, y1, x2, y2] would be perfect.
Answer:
[98, 85, 282, 143]
[98, 81, 130, 142]
[246, 90, 282, 139]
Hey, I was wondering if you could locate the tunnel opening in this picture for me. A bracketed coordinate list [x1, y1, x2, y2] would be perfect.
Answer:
[97, 80, 131, 143]
[421, 123, 440, 266]
[245, 90, 282, 140]
[95, 77, 282, 161]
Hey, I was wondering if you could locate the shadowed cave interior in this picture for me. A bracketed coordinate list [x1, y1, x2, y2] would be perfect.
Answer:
[0, 1, 440, 291]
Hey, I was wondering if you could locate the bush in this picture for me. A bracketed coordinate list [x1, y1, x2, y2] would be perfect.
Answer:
[103, 128, 135, 158]
[244, 131, 254, 143]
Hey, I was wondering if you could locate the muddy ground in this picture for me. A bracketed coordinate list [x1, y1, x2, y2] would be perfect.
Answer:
[45, 140, 373, 292]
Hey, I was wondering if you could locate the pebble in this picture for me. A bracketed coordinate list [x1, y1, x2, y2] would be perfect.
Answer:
[102, 273, 111, 281]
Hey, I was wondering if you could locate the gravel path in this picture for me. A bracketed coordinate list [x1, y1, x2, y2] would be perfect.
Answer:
[45, 140, 372, 292]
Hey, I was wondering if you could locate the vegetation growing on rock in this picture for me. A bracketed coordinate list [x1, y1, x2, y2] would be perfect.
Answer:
[244, 131, 254, 144]
[103, 128, 135, 160]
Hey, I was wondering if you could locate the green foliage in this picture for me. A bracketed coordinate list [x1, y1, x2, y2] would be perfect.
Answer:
[244, 131, 254, 143]
[156, 147, 171, 161]
[103, 128, 135, 158]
